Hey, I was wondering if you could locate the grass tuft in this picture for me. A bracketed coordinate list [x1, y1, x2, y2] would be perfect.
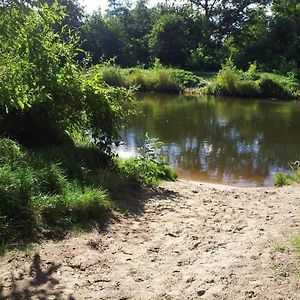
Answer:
[273, 243, 286, 253]
[274, 168, 300, 187]
[292, 236, 300, 258]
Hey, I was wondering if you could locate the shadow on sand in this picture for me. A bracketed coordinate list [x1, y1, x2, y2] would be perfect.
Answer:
[111, 181, 181, 216]
[0, 253, 75, 299]
[1, 183, 181, 299]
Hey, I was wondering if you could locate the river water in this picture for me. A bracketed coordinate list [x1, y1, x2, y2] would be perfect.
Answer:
[116, 93, 300, 187]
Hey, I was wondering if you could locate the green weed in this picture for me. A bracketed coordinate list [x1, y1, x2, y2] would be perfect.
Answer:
[273, 243, 286, 253]
[120, 158, 177, 185]
[95, 63, 203, 94]
[205, 62, 299, 100]
[292, 236, 300, 258]
[272, 263, 288, 277]
[274, 168, 300, 187]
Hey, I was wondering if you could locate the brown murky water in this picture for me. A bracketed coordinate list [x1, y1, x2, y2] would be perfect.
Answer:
[117, 93, 300, 186]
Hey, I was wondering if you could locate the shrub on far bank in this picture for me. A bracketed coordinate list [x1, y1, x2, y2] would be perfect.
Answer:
[205, 62, 299, 100]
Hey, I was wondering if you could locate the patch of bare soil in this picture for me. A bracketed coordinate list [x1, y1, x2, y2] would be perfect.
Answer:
[1, 180, 300, 299]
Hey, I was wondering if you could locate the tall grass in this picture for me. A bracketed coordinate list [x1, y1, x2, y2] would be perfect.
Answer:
[0, 138, 177, 247]
[93, 63, 204, 94]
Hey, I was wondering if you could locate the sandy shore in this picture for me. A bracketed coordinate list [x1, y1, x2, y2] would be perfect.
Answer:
[1, 180, 300, 299]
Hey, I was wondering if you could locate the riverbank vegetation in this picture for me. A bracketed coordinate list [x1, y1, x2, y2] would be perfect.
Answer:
[0, 137, 176, 248]
[274, 168, 300, 187]
[1, 0, 300, 248]
[96, 61, 300, 99]
[0, 2, 176, 249]
[96, 61, 205, 93]
[205, 61, 299, 99]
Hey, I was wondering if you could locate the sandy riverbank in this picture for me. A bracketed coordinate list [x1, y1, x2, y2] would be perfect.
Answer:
[1, 180, 300, 299]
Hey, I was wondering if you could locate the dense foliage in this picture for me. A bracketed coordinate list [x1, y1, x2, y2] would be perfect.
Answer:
[77, 0, 300, 78]
[0, 2, 134, 148]
[94, 61, 204, 93]
[0, 1, 177, 247]
[0, 138, 176, 247]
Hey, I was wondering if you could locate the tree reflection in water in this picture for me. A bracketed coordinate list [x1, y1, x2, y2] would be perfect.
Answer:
[118, 93, 300, 187]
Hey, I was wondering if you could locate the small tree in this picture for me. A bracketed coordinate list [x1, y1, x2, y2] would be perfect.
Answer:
[0, 2, 134, 148]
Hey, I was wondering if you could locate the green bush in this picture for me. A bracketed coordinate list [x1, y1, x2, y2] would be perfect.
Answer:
[0, 138, 176, 247]
[120, 158, 177, 185]
[258, 74, 298, 99]
[0, 4, 134, 148]
[205, 62, 299, 99]
[274, 168, 300, 187]
[0, 138, 24, 166]
[172, 69, 204, 88]
[101, 65, 125, 87]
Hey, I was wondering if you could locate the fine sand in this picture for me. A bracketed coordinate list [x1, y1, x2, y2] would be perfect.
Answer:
[1, 180, 300, 299]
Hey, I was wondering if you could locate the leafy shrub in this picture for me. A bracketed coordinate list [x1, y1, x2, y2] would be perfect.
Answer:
[101, 65, 125, 87]
[120, 134, 177, 184]
[205, 61, 299, 99]
[274, 172, 291, 187]
[259, 76, 297, 99]
[274, 168, 300, 186]
[215, 65, 239, 94]
[0, 138, 24, 166]
[0, 3, 134, 148]
[121, 158, 177, 185]
[172, 69, 204, 88]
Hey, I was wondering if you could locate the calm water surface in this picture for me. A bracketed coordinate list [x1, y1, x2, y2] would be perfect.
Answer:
[117, 93, 300, 187]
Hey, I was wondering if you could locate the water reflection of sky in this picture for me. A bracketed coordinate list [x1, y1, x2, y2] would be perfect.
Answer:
[115, 94, 300, 187]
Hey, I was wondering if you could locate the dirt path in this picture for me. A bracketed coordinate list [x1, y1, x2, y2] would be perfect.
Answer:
[1, 180, 300, 299]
